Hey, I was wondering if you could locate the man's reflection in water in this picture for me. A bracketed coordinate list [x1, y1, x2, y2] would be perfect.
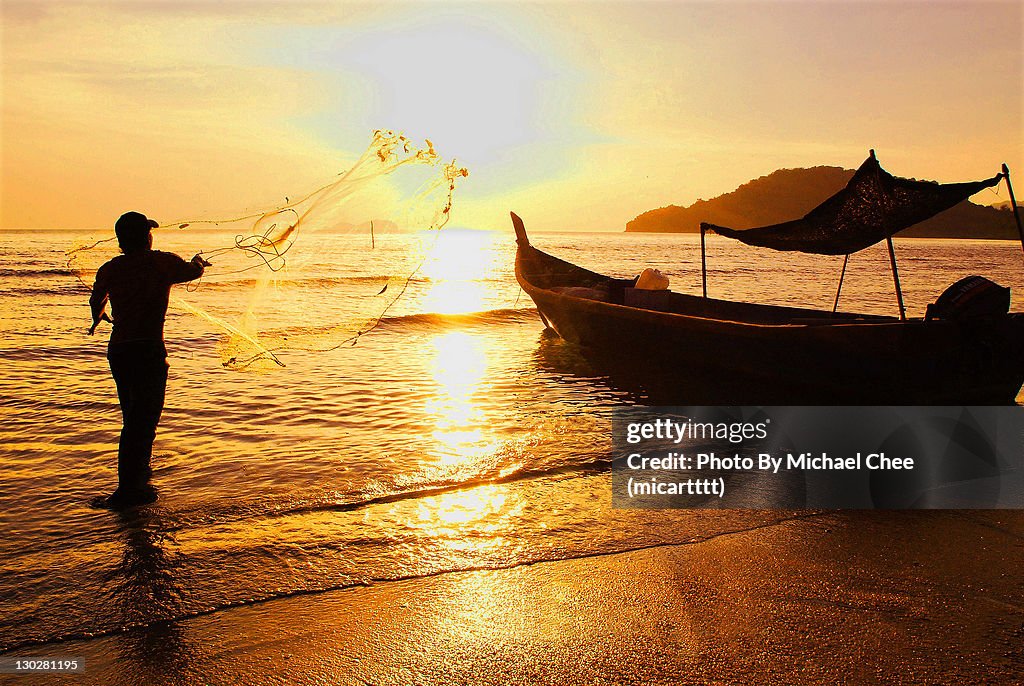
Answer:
[108, 509, 195, 681]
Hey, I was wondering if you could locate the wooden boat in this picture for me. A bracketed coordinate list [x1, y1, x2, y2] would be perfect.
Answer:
[511, 154, 1024, 403]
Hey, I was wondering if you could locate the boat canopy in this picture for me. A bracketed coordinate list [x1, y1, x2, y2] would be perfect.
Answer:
[701, 152, 1004, 255]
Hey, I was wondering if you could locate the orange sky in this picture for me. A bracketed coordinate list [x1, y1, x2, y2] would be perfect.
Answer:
[1, 1, 1021, 230]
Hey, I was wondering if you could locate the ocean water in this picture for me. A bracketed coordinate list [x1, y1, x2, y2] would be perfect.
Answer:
[1, 227, 1023, 652]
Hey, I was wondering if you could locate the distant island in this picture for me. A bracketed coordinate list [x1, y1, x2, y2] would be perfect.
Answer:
[626, 166, 1021, 240]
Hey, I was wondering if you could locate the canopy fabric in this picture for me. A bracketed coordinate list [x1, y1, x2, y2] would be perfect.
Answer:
[702, 153, 1003, 255]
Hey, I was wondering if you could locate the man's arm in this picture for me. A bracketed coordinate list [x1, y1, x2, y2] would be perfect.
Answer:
[88, 265, 110, 335]
[167, 253, 210, 284]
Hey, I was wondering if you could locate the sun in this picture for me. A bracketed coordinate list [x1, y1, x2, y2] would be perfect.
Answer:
[345, 14, 550, 166]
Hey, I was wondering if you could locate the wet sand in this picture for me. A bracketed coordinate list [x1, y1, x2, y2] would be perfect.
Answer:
[12, 510, 1023, 685]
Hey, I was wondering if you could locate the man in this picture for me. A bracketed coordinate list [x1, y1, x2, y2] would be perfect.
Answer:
[89, 211, 210, 508]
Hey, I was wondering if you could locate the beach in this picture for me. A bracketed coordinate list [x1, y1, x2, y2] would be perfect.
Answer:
[11, 510, 1021, 685]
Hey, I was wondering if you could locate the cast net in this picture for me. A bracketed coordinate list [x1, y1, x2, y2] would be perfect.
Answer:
[67, 130, 469, 369]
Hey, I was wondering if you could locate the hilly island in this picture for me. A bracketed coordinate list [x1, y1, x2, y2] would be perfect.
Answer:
[626, 166, 1021, 239]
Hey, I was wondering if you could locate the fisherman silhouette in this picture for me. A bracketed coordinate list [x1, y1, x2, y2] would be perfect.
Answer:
[89, 211, 211, 508]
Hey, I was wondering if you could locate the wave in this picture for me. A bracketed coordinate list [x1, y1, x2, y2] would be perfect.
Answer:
[0, 343, 108, 362]
[0, 455, 620, 651]
[1, 453, 612, 563]
[186, 274, 403, 289]
[214, 307, 538, 342]
[0, 268, 73, 278]
[0, 308, 539, 362]
[0, 285, 87, 297]
[0, 266, 86, 297]
[373, 307, 537, 331]
[170, 274, 508, 290]
[156, 453, 611, 533]
[0, 512, 820, 654]
[0, 269, 507, 293]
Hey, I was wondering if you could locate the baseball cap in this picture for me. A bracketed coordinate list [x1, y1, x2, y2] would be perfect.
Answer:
[115, 211, 159, 232]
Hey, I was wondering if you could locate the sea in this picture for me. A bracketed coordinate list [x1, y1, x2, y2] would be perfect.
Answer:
[2, 227, 1023, 653]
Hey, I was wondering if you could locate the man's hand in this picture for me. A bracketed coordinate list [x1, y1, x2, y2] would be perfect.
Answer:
[191, 254, 212, 268]
[89, 313, 112, 336]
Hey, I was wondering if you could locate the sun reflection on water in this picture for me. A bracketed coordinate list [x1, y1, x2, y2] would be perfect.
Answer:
[419, 229, 501, 315]
[407, 324, 523, 551]
[426, 331, 498, 466]
[404, 483, 523, 556]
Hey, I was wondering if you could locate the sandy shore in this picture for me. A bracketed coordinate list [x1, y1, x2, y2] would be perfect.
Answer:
[11, 510, 1024, 685]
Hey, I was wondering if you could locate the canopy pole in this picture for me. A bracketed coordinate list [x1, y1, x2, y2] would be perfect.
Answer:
[833, 254, 849, 313]
[700, 223, 708, 298]
[886, 236, 906, 321]
[1002, 164, 1024, 256]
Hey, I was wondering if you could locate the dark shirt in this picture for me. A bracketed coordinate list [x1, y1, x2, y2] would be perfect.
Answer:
[91, 250, 203, 344]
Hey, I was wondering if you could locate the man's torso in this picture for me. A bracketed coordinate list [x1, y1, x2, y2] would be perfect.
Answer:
[97, 250, 197, 344]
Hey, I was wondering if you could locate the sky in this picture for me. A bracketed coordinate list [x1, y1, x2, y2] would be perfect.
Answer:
[1, 0, 1021, 231]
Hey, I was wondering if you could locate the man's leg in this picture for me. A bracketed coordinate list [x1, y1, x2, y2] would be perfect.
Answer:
[109, 349, 143, 491]
[108, 342, 167, 503]
[131, 348, 168, 480]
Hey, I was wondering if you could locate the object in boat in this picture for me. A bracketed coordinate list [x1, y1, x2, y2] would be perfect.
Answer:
[511, 152, 1024, 403]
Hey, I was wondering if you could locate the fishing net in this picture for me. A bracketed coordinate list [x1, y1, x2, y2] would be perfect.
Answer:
[68, 130, 469, 369]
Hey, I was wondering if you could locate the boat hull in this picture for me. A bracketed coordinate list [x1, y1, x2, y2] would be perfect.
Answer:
[515, 241, 1024, 404]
